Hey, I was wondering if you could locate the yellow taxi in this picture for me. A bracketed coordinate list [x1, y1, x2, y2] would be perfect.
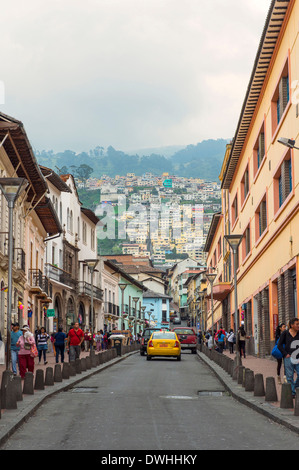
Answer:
[146, 331, 181, 361]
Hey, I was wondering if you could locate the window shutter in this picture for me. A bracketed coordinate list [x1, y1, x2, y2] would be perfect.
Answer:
[244, 170, 249, 198]
[279, 76, 289, 120]
[258, 132, 265, 166]
[260, 200, 267, 235]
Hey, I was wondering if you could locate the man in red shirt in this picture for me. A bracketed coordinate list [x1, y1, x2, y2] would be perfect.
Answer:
[67, 322, 84, 362]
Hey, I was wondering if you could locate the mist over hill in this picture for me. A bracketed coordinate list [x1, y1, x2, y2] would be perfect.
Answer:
[35, 138, 229, 181]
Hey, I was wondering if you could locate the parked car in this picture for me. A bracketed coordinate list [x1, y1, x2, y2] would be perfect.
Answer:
[140, 328, 161, 356]
[173, 317, 181, 325]
[172, 327, 197, 354]
[147, 331, 181, 361]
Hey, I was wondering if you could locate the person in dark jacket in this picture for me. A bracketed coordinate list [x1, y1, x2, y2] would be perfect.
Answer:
[277, 318, 299, 398]
[275, 323, 286, 384]
[54, 327, 67, 363]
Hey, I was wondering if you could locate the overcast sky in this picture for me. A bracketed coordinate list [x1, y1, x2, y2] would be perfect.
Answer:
[1, 0, 271, 153]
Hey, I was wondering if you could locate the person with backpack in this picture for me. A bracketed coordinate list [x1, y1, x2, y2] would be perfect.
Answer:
[238, 324, 247, 359]
[272, 323, 286, 384]
[277, 318, 299, 398]
[54, 327, 67, 363]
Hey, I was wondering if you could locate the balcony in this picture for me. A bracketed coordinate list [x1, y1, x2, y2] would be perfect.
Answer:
[104, 301, 120, 317]
[206, 282, 231, 301]
[78, 281, 103, 301]
[45, 263, 76, 290]
[28, 269, 52, 301]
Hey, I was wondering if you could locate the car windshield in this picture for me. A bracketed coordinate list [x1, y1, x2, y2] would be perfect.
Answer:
[173, 329, 195, 335]
[152, 332, 176, 340]
[143, 329, 160, 338]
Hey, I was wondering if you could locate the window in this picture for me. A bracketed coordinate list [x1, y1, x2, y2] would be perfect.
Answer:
[241, 166, 250, 205]
[271, 60, 290, 133]
[274, 149, 293, 215]
[255, 197, 267, 241]
[232, 194, 238, 226]
[253, 125, 265, 177]
[242, 224, 251, 260]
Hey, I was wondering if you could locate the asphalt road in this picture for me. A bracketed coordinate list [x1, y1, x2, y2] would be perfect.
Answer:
[1, 350, 299, 450]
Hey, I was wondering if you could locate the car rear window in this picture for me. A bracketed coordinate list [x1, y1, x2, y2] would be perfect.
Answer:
[143, 329, 160, 338]
[173, 329, 196, 335]
[152, 332, 176, 340]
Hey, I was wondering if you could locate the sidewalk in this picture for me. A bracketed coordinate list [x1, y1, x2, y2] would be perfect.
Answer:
[222, 349, 283, 403]
[0, 347, 103, 383]
[197, 346, 299, 435]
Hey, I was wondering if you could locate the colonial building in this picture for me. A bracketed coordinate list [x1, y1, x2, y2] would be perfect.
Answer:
[205, 0, 299, 356]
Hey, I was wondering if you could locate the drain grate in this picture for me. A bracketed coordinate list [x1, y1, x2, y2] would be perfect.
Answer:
[198, 390, 224, 397]
[71, 387, 98, 393]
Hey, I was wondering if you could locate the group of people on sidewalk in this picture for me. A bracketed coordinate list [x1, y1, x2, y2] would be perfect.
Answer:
[199, 323, 248, 359]
[199, 317, 299, 401]
[1, 321, 113, 380]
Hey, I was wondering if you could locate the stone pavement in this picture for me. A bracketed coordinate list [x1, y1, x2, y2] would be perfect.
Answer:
[197, 346, 299, 435]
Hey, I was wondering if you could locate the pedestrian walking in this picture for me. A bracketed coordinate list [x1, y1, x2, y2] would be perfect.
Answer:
[274, 323, 286, 384]
[95, 330, 103, 352]
[54, 327, 67, 363]
[67, 322, 84, 362]
[50, 333, 56, 356]
[17, 325, 36, 379]
[84, 329, 92, 351]
[36, 327, 50, 364]
[11, 322, 22, 375]
[227, 329, 236, 354]
[277, 318, 299, 398]
[217, 330, 226, 354]
[238, 324, 247, 359]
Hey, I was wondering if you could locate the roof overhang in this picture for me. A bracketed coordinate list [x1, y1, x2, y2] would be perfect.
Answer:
[204, 212, 222, 253]
[221, 0, 291, 190]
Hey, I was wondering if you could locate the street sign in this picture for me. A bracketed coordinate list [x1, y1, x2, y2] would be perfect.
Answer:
[47, 309, 55, 318]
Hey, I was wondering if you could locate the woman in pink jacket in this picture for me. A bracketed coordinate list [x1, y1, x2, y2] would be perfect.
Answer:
[17, 325, 36, 379]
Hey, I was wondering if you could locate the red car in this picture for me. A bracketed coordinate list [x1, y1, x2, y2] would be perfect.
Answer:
[172, 327, 197, 354]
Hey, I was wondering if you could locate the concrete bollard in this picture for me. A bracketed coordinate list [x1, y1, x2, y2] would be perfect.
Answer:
[91, 352, 97, 368]
[62, 362, 70, 379]
[54, 364, 63, 382]
[265, 377, 278, 402]
[69, 362, 76, 377]
[34, 369, 45, 391]
[14, 376, 23, 401]
[81, 357, 87, 371]
[233, 356, 242, 381]
[280, 383, 294, 409]
[1, 370, 14, 409]
[75, 358, 82, 374]
[5, 373, 17, 410]
[245, 369, 255, 392]
[45, 367, 54, 386]
[294, 394, 299, 416]
[242, 368, 250, 388]
[237, 366, 245, 385]
[86, 356, 91, 369]
[23, 372, 34, 395]
[254, 374, 265, 397]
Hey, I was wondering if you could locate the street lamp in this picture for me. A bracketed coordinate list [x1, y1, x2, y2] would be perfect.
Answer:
[206, 269, 217, 345]
[0, 177, 28, 370]
[132, 297, 139, 339]
[198, 291, 205, 333]
[278, 137, 299, 150]
[224, 234, 243, 357]
[141, 306, 146, 325]
[84, 258, 99, 351]
[118, 283, 127, 330]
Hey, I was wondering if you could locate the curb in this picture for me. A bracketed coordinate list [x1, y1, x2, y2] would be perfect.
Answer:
[197, 350, 299, 436]
[0, 350, 138, 447]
